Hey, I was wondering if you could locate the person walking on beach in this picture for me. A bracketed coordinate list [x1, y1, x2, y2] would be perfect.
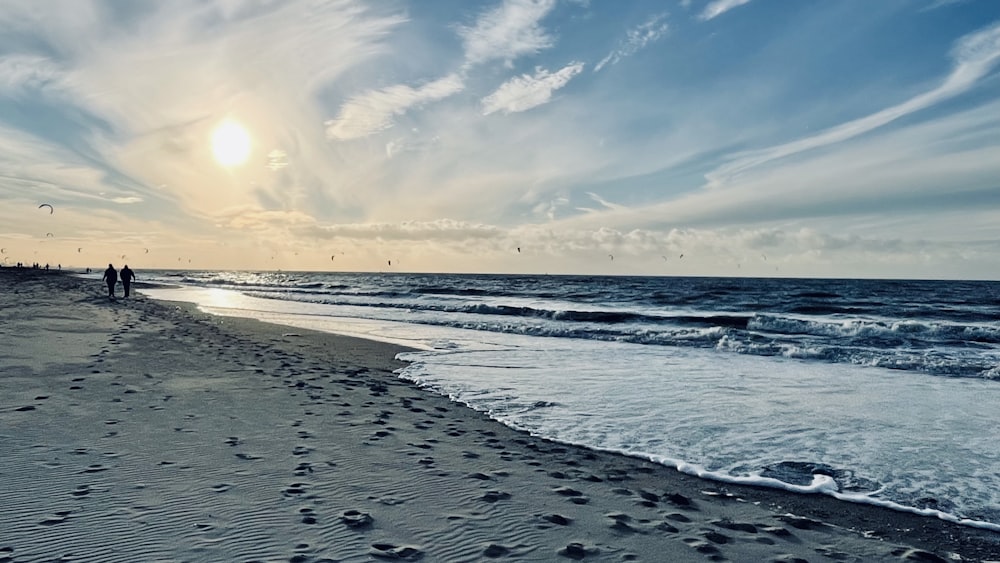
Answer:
[121, 264, 135, 297]
[102, 263, 118, 299]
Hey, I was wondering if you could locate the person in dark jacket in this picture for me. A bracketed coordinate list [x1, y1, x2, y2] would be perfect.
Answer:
[120, 265, 136, 297]
[102, 264, 118, 299]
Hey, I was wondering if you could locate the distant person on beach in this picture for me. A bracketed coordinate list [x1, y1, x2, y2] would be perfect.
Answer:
[102, 264, 118, 299]
[121, 265, 135, 297]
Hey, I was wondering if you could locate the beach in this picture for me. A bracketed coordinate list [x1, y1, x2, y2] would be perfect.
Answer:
[1, 270, 998, 562]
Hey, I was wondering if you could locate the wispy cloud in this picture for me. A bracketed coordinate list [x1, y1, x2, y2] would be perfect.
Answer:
[921, 0, 972, 11]
[458, 0, 557, 67]
[554, 95, 1000, 241]
[704, 20, 1000, 187]
[594, 13, 669, 72]
[586, 192, 624, 210]
[111, 196, 143, 204]
[309, 218, 502, 242]
[325, 74, 464, 140]
[0, 55, 69, 95]
[481, 62, 584, 115]
[699, 0, 752, 21]
[533, 197, 569, 220]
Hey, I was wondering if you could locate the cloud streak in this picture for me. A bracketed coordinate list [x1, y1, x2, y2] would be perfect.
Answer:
[481, 62, 584, 115]
[594, 13, 669, 72]
[704, 20, 1000, 188]
[325, 74, 464, 140]
[458, 0, 557, 67]
[699, 0, 752, 21]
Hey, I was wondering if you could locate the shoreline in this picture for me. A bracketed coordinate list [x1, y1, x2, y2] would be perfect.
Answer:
[2, 269, 998, 562]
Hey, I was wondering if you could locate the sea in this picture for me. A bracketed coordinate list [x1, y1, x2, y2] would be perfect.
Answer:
[123, 270, 1000, 530]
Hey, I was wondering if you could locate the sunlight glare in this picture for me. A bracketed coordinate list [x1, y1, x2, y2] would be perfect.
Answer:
[212, 121, 251, 167]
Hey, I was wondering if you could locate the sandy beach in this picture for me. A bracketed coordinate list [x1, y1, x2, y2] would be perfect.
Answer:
[1, 269, 998, 562]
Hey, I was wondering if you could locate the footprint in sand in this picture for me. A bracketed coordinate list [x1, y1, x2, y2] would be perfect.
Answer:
[553, 486, 584, 499]
[665, 492, 696, 508]
[712, 519, 757, 534]
[761, 525, 793, 538]
[71, 485, 92, 497]
[682, 537, 722, 557]
[701, 530, 732, 545]
[483, 543, 511, 558]
[558, 542, 599, 560]
[607, 513, 644, 534]
[341, 509, 374, 528]
[540, 513, 571, 526]
[38, 511, 73, 526]
[655, 521, 680, 533]
[299, 507, 318, 525]
[481, 490, 511, 503]
[284, 483, 308, 496]
[368, 543, 422, 561]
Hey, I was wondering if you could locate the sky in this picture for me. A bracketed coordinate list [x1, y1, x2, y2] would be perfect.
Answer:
[2, 0, 1000, 279]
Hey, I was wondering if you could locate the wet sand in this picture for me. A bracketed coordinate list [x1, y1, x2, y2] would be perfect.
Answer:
[1, 269, 998, 562]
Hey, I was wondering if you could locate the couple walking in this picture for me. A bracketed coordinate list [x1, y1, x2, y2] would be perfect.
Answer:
[102, 264, 136, 299]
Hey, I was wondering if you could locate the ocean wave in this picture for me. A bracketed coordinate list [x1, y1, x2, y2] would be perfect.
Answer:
[149, 270, 1000, 381]
[748, 314, 1000, 344]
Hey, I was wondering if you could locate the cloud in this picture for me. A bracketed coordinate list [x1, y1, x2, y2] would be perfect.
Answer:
[385, 135, 440, 159]
[458, 0, 557, 67]
[309, 218, 502, 242]
[220, 208, 317, 231]
[326, 74, 465, 140]
[594, 13, 669, 72]
[704, 20, 1000, 188]
[699, 0, 752, 21]
[0, 55, 69, 95]
[552, 94, 1000, 243]
[533, 197, 569, 220]
[587, 192, 624, 210]
[921, 0, 971, 11]
[481, 62, 584, 115]
[111, 196, 143, 204]
[266, 149, 289, 171]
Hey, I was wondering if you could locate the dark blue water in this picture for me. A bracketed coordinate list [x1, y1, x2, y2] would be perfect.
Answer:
[149, 271, 1000, 380]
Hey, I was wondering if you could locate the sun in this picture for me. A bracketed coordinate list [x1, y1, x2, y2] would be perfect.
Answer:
[212, 120, 251, 167]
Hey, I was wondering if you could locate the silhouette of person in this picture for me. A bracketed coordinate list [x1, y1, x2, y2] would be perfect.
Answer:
[102, 263, 118, 299]
[121, 265, 135, 297]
